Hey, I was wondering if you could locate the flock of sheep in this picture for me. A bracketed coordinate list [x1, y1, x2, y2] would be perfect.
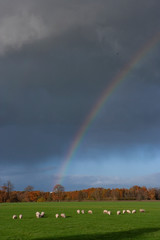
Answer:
[12, 208, 145, 219]
[12, 214, 23, 219]
[77, 208, 145, 216]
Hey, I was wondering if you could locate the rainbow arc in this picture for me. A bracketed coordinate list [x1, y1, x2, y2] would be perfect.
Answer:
[56, 32, 160, 185]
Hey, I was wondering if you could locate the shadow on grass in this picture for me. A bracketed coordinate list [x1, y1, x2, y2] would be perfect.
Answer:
[34, 227, 160, 240]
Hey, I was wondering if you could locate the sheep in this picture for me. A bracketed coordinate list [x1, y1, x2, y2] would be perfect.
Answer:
[55, 214, 59, 218]
[126, 210, 131, 214]
[36, 212, 41, 218]
[107, 211, 111, 215]
[132, 210, 136, 214]
[81, 210, 85, 214]
[139, 209, 145, 213]
[122, 210, 126, 214]
[103, 210, 108, 214]
[88, 210, 92, 214]
[40, 212, 45, 217]
[12, 215, 17, 219]
[19, 214, 23, 219]
[117, 210, 121, 215]
[77, 209, 80, 214]
[61, 213, 66, 218]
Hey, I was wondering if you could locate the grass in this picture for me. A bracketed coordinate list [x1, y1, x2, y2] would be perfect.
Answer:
[0, 201, 160, 239]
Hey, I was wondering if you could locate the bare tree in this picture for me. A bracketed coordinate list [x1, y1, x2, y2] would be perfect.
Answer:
[4, 180, 14, 200]
[24, 185, 34, 192]
[53, 184, 65, 202]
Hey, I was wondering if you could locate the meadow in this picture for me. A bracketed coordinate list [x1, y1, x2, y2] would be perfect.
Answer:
[0, 201, 160, 240]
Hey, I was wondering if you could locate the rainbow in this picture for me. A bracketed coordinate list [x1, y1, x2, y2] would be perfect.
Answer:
[56, 32, 160, 185]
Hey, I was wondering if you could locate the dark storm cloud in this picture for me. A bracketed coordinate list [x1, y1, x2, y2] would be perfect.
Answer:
[0, 0, 160, 174]
[0, 0, 159, 55]
[0, 125, 72, 164]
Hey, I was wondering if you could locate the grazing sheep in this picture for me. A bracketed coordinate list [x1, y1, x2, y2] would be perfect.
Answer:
[139, 209, 145, 213]
[55, 214, 59, 218]
[61, 213, 66, 218]
[77, 209, 80, 214]
[36, 212, 41, 218]
[12, 215, 17, 219]
[132, 210, 136, 214]
[19, 214, 23, 219]
[40, 212, 45, 217]
[103, 210, 108, 214]
[81, 210, 85, 214]
[88, 210, 92, 214]
[126, 210, 131, 214]
[107, 211, 111, 215]
[122, 210, 126, 214]
[117, 210, 121, 215]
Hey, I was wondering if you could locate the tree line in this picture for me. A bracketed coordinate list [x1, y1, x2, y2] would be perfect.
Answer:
[1, 182, 160, 202]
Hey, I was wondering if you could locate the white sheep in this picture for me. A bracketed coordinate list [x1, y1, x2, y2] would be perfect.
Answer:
[40, 212, 45, 217]
[139, 209, 145, 213]
[19, 214, 23, 219]
[126, 210, 131, 214]
[12, 215, 17, 219]
[77, 209, 80, 214]
[117, 210, 121, 215]
[61, 213, 66, 218]
[132, 210, 136, 214]
[88, 210, 92, 214]
[122, 210, 126, 214]
[36, 212, 41, 218]
[107, 211, 111, 215]
[55, 214, 59, 218]
[81, 210, 85, 214]
[103, 210, 108, 214]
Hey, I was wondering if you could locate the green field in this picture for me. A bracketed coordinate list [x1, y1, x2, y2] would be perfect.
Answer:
[0, 201, 160, 240]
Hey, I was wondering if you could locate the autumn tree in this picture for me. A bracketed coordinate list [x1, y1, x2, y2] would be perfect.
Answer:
[78, 190, 83, 201]
[0, 186, 8, 202]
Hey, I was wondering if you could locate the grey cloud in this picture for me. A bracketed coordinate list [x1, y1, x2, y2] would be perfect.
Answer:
[0, 0, 107, 55]
[63, 173, 160, 191]
[0, 164, 56, 191]
[0, 0, 159, 55]
[0, 3, 48, 55]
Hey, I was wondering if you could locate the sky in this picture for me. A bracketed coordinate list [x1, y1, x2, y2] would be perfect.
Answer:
[0, 0, 160, 191]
